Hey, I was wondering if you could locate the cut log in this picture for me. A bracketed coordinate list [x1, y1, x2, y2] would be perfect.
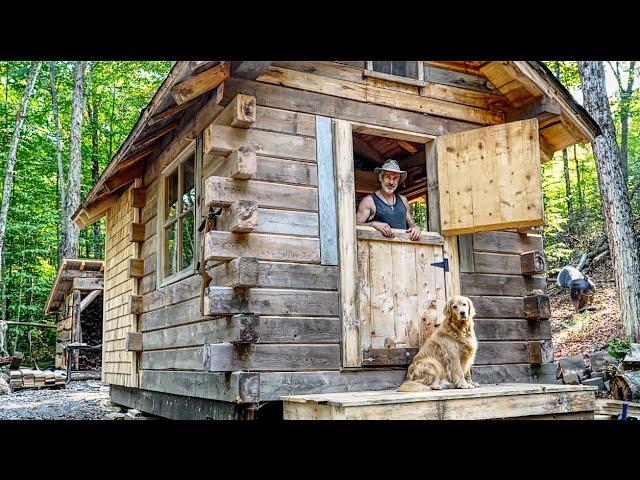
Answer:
[610, 371, 640, 401]
[520, 250, 547, 275]
[622, 343, 640, 370]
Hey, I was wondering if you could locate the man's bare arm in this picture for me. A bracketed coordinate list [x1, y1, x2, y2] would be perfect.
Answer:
[356, 196, 375, 226]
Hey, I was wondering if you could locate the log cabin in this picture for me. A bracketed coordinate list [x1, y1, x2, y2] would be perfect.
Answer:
[70, 61, 601, 419]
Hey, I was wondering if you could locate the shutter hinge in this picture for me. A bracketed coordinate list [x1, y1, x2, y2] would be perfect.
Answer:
[431, 258, 449, 272]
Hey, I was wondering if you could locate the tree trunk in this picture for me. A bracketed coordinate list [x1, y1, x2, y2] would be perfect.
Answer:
[89, 97, 101, 259]
[62, 61, 87, 259]
[0, 62, 41, 291]
[562, 148, 575, 230]
[574, 145, 584, 213]
[609, 61, 636, 184]
[610, 371, 640, 401]
[578, 61, 640, 342]
[49, 62, 67, 264]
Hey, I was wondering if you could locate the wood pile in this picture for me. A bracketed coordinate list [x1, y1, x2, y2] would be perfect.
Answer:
[595, 399, 640, 420]
[9, 369, 66, 390]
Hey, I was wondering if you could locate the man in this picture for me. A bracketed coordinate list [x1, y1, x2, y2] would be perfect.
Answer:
[356, 159, 422, 241]
[556, 265, 597, 313]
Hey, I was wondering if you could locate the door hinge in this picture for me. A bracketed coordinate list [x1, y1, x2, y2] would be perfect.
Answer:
[431, 258, 449, 272]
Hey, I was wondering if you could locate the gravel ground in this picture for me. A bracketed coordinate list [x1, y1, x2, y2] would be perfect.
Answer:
[0, 380, 112, 420]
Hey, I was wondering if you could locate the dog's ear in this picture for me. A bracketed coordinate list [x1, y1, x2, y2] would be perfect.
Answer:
[467, 298, 476, 318]
[443, 299, 451, 320]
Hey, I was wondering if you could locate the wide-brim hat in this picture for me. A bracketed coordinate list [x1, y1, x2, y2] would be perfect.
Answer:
[374, 159, 407, 184]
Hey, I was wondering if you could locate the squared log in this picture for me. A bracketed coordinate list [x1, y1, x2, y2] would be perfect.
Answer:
[524, 295, 550, 319]
[206, 257, 259, 288]
[212, 93, 256, 128]
[72, 277, 104, 291]
[212, 147, 257, 180]
[128, 295, 143, 315]
[130, 188, 146, 208]
[528, 341, 542, 365]
[125, 332, 143, 352]
[221, 200, 258, 232]
[128, 259, 145, 279]
[520, 250, 547, 275]
[228, 314, 260, 343]
[129, 223, 145, 243]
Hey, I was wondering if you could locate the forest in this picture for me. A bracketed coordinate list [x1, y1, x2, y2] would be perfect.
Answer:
[0, 60, 637, 368]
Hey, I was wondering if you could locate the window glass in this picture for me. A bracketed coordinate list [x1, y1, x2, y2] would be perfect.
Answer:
[372, 61, 420, 80]
[165, 221, 178, 277]
[182, 210, 194, 269]
[182, 154, 195, 211]
[167, 170, 179, 219]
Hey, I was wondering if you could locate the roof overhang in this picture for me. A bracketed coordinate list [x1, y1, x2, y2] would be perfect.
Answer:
[45, 258, 104, 314]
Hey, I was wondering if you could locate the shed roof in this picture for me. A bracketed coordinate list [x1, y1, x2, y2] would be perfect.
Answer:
[45, 258, 104, 314]
[72, 60, 600, 229]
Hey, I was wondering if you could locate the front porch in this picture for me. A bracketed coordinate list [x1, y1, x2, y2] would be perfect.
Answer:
[281, 383, 597, 420]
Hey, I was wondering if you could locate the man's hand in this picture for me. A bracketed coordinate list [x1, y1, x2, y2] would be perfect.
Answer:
[372, 221, 395, 238]
[406, 226, 421, 241]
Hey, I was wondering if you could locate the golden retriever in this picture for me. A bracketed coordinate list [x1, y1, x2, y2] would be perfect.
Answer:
[398, 296, 479, 392]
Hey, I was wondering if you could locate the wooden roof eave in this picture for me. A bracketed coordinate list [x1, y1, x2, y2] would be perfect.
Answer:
[44, 258, 105, 314]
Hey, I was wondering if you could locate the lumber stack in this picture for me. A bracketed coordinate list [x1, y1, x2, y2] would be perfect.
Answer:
[8, 368, 66, 390]
[595, 399, 640, 420]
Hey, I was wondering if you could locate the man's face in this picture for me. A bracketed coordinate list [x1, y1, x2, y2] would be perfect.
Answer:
[379, 171, 401, 194]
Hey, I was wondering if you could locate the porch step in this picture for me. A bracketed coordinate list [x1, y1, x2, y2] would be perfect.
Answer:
[281, 383, 597, 420]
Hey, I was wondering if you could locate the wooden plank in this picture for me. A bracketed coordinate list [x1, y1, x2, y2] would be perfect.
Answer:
[316, 116, 338, 266]
[207, 257, 259, 288]
[253, 156, 317, 186]
[219, 200, 258, 232]
[125, 332, 143, 352]
[171, 62, 230, 105]
[79, 289, 101, 312]
[231, 61, 274, 80]
[217, 208, 318, 237]
[130, 188, 146, 208]
[129, 223, 145, 243]
[141, 297, 203, 332]
[204, 124, 316, 162]
[461, 273, 526, 296]
[505, 96, 562, 125]
[128, 295, 143, 315]
[444, 235, 461, 298]
[211, 93, 256, 128]
[148, 97, 200, 126]
[211, 147, 257, 179]
[204, 230, 320, 263]
[358, 240, 373, 354]
[141, 347, 205, 370]
[254, 262, 338, 290]
[127, 259, 144, 279]
[368, 240, 394, 350]
[205, 176, 318, 212]
[204, 343, 341, 372]
[253, 106, 316, 137]
[142, 274, 201, 313]
[473, 252, 521, 275]
[219, 77, 477, 137]
[356, 226, 444, 245]
[257, 317, 340, 343]
[524, 295, 551, 319]
[333, 119, 360, 367]
[391, 243, 413, 346]
[204, 288, 339, 317]
[467, 295, 527, 318]
[423, 64, 499, 94]
[72, 277, 104, 290]
[474, 319, 551, 341]
[425, 141, 440, 233]
[140, 370, 259, 403]
[415, 243, 438, 345]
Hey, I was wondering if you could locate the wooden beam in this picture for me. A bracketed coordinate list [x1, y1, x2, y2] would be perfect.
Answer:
[129, 223, 145, 243]
[204, 231, 319, 263]
[103, 162, 144, 193]
[206, 257, 259, 288]
[212, 147, 257, 179]
[505, 96, 562, 126]
[79, 289, 101, 312]
[221, 200, 258, 233]
[397, 139, 418, 154]
[538, 134, 555, 163]
[125, 332, 143, 352]
[74, 192, 119, 229]
[524, 295, 551, 320]
[128, 295, 143, 315]
[171, 62, 231, 105]
[128, 259, 144, 279]
[130, 188, 146, 208]
[231, 61, 273, 80]
[72, 277, 104, 291]
[520, 250, 547, 275]
[352, 136, 385, 164]
[148, 97, 200, 126]
[212, 93, 256, 128]
[131, 122, 178, 150]
[117, 145, 157, 171]
[316, 116, 338, 266]
[355, 169, 380, 193]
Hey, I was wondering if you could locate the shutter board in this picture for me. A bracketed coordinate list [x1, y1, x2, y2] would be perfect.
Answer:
[436, 119, 543, 236]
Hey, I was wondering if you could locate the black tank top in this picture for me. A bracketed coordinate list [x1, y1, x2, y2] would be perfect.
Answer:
[370, 192, 407, 229]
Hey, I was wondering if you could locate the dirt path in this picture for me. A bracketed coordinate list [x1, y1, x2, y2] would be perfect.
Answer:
[0, 380, 112, 420]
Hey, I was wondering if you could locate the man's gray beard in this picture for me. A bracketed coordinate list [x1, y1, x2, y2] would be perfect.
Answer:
[381, 184, 397, 194]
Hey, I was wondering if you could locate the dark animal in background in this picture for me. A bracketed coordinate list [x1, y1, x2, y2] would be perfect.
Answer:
[556, 266, 596, 313]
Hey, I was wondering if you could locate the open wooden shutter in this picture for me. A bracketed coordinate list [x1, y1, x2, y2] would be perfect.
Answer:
[436, 118, 543, 236]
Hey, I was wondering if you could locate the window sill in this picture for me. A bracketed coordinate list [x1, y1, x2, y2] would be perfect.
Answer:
[363, 69, 426, 87]
[356, 226, 443, 245]
[158, 266, 197, 289]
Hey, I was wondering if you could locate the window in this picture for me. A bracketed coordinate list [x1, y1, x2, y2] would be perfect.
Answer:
[159, 142, 200, 284]
[364, 61, 425, 86]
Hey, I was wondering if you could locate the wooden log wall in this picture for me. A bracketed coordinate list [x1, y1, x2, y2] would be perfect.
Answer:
[102, 181, 142, 388]
[458, 230, 552, 381]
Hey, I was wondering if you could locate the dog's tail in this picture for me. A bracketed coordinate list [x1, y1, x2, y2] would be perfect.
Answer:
[397, 380, 430, 392]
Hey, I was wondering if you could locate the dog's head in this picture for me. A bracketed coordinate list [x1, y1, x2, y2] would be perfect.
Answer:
[443, 296, 476, 327]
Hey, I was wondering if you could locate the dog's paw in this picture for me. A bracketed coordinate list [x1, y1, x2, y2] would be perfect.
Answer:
[455, 380, 472, 389]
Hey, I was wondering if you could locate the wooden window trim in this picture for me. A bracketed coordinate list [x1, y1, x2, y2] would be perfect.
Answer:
[157, 138, 202, 288]
[364, 61, 426, 87]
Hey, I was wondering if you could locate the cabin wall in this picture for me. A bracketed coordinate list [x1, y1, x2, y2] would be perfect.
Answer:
[106, 61, 556, 414]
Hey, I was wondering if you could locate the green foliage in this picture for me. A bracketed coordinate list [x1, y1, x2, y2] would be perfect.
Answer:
[410, 200, 427, 229]
[606, 337, 633, 362]
[0, 61, 170, 363]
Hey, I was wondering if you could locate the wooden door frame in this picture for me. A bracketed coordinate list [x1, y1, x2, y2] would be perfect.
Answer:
[334, 119, 454, 368]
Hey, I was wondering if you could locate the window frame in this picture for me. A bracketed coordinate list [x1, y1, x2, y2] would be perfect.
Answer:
[364, 61, 426, 87]
[157, 137, 202, 288]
